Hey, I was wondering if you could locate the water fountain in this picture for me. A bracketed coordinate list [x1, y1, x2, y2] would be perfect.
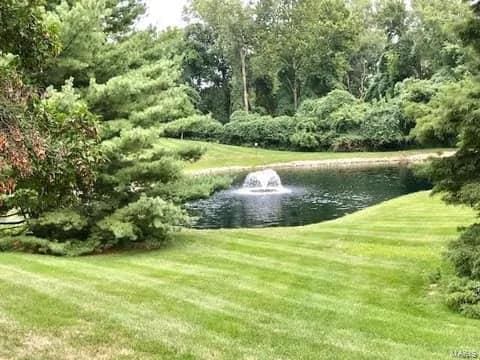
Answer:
[187, 167, 431, 228]
[236, 169, 290, 195]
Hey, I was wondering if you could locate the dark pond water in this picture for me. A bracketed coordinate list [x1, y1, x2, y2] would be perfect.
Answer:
[186, 166, 432, 229]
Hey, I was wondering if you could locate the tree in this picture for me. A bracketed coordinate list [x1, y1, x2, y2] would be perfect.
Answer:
[0, 57, 102, 223]
[1, 0, 237, 256]
[366, 0, 419, 99]
[344, 0, 386, 99]
[410, 0, 472, 78]
[4, 79, 102, 216]
[254, 0, 358, 111]
[104, 0, 146, 36]
[0, 56, 45, 200]
[460, 0, 480, 53]
[182, 23, 232, 122]
[416, 1, 480, 318]
[0, 0, 60, 74]
[42, 0, 146, 87]
[71, 51, 200, 253]
[0, 1, 65, 206]
[421, 0, 480, 204]
[46, 0, 145, 36]
[87, 58, 196, 126]
[188, 0, 255, 112]
[43, 0, 108, 87]
[366, 0, 472, 99]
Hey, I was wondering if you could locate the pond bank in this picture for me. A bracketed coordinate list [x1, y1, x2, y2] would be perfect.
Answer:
[188, 150, 455, 176]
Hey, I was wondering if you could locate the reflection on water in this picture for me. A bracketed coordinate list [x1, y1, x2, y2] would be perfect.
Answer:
[186, 166, 431, 229]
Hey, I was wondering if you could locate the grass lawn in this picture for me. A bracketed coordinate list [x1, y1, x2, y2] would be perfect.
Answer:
[1, 192, 479, 359]
[158, 138, 452, 172]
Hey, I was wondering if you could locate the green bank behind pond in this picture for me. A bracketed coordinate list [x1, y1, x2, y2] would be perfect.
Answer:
[1, 192, 479, 359]
[158, 138, 452, 172]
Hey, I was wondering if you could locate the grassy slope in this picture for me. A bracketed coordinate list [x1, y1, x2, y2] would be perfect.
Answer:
[158, 138, 451, 172]
[1, 192, 478, 359]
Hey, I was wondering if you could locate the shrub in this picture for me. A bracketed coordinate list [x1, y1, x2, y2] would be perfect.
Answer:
[157, 89, 412, 153]
[260, 116, 296, 147]
[3, 79, 103, 217]
[290, 131, 320, 150]
[175, 145, 207, 162]
[293, 90, 374, 151]
[0, 236, 97, 256]
[445, 277, 480, 319]
[90, 196, 188, 249]
[0, 223, 27, 237]
[332, 134, 368, 152]
[290, 118, 320, 150]
[359, 101, 406, 150]
[329, 103, 368, 133]
[223, 114, 295, 148]
[297, 90, 357, 120]
[163, 115, 224, 140]
[152, 175, 233, 203]
[442, 224, 480, 319]
[29, 209, 89, 240]
[230, 110, 258, 122]
[447, 224, 480, 280]
[410, 78, 479, 146]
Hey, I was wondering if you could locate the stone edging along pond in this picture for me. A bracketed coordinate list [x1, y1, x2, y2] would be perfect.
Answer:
[188, 150, 456, 176]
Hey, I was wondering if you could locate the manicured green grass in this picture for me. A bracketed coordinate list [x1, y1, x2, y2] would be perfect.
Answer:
[158, 138, 452, 172]
[0, 192, 478, 359]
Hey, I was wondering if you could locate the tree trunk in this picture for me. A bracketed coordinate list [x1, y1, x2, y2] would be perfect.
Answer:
[293, 76, 298, 111]
[346, 73, 352, 94]
[291, 60, 299, 111]
[240, 48, 249, 112]
[360, 60, 367, 99]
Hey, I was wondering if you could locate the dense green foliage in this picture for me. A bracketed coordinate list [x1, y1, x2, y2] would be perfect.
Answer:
[447, 225, 480, 281]
[0, 0, 60, 73]
[446, 278, 480, 319]
[0, 0, 230, 255]
[163, 90, 412, 151]
[407, 1, 480, 319]
[223, 112, 295, 148]
[163, 115, 224, 140]
[185, 0, 474, 120]
[27, 45, 229, 254]
[172, 0, 480, 153]
[182, 23, 232, 123]
[6, 80, 103, 217]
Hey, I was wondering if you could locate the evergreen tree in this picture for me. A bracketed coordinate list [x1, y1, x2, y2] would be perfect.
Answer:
[42, 0, 146, 87]
[423, 2, 480, 208]
[415, 1, 480, 318]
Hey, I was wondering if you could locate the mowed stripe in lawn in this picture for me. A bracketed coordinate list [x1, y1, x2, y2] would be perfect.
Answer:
[0, 192, 479, 359]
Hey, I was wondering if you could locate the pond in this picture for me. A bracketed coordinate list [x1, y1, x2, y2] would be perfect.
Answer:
[186, 166, 432, 229]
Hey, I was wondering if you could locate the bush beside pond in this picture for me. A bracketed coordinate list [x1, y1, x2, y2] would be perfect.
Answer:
[1, 173, 231, 256]
[434, 224, 480, 320]
[163, 90, 417, 152]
